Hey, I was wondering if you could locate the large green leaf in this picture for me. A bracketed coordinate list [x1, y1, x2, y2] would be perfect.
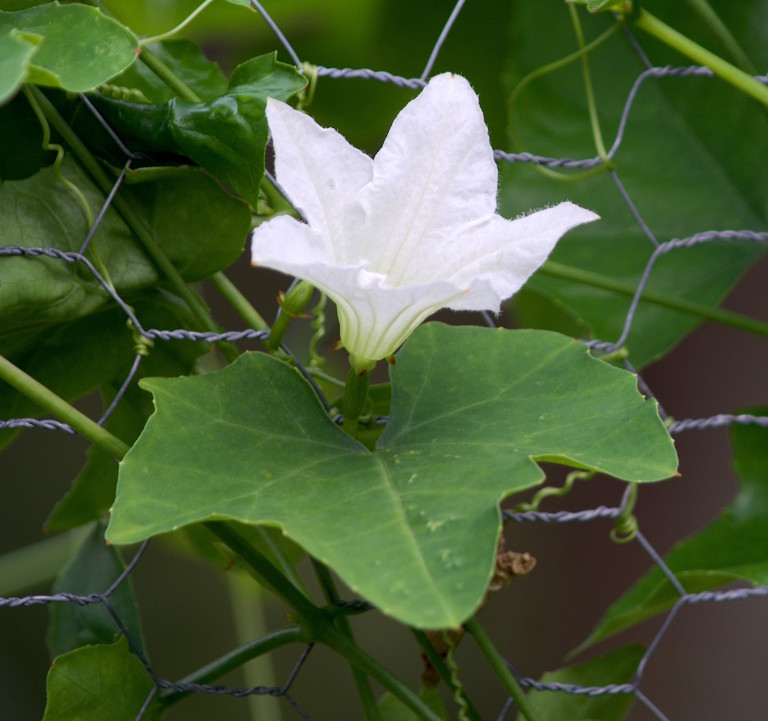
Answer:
[107, 324, 676, 628]
[516, 644, 644, 721]
[0, 2, 139, 96]
[43, 637, 160, 721]
[0, 27, 39, 105]
[573, 408, 768, 654]
[0, 157, 248, 354]
[47, 522, 145, 659]
[501, 0, 767, 367]
[86, 52, 306, 206]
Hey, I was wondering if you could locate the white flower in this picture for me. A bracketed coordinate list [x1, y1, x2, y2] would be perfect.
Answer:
[251, 73, 598, 370]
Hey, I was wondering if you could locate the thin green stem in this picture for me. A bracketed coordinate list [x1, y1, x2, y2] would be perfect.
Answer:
[205, 521, 444, 721]
[161, 626, 307, 705]
[568, 4, 610, 163]
[464, 617, 540, 721]
[540, 261, 768, 338]
[311, 559, 381, 721]
[683, 0, 755, 73]
[632, 9, 768, 109]
[507, 19, 623, 182]
[28, 87, 239, 363]
[140, 0, 216, 47]
[210, 272, 269, 332]
[0, 354, 130, 459]
[138, 47, 201, 102]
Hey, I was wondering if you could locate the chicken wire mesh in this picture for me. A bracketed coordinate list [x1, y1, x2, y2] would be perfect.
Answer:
[1, 1, 767, 719]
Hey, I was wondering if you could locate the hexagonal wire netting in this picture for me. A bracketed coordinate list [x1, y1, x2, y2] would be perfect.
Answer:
[2, 1, 768, 720]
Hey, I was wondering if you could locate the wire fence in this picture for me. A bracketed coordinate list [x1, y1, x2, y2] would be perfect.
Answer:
[1, 1, 767, 719]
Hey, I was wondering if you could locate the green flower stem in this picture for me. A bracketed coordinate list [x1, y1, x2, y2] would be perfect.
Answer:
[311, 559, 381, 721]
[205, 521, 444, 721]
[264, 280, 315, 352]
[683, 0, 755, 72]
[28, 87, 239, 364]
[632, 8, 768, 109]
[464, 617, 540, 721]
[210, 272, 269, 332]
[161, 626, 307, 705]
[540, 260, 768, 338]
[411, 630, 483, 721]
[342, 367, 371, 437]
[0, 354, 130, 459]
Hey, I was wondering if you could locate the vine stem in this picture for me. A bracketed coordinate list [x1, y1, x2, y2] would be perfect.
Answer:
[311, 559, 381, 721]
[205, 522, 444, 721]
[0, 354, 130, 459]
[464, 617, 541, 721]
[632, 8, 768, 109]
[161, 627, 307, 705]
[540, 260, 768, 338]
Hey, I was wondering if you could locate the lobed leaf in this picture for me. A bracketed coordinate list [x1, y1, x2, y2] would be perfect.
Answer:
[107, 324, 677, 629]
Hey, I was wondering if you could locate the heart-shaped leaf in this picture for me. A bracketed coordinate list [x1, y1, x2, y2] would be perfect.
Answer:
[107, 324, 677, 628]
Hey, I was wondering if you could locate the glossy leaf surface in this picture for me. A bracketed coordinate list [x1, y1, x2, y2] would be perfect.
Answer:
[108, 324, 676, 628]
[88, 52, 306, 206]
[0, 3, 138, 95]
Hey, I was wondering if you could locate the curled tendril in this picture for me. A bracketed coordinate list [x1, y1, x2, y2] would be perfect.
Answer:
[611, 483, 639, 543]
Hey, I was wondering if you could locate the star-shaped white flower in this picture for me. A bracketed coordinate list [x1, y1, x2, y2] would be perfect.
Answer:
[251, 73, 598, 370]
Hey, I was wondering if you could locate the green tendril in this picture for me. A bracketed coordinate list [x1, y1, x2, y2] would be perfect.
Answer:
[128, 320, 154, 357]
[442, 631, 469, 721]
[611, 483, 639, 543]
[515, 470, 596, 513]
[23, 86, 94, 230]
[507, 17, 623, 182]
[298, 62, 319, 110]
[309, 293, 328, 367]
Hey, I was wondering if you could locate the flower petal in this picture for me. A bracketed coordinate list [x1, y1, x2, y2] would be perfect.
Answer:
[444, 202, 600, 311]
[350, 73, 498, 283]
[250, 214, 334, 270]
[267, 98, 373, 254]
